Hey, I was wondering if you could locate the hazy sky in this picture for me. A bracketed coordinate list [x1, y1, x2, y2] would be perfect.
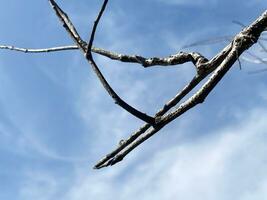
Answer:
[0, 1, 267, 200]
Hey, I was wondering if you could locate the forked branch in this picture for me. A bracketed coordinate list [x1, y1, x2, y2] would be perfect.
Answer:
[27, 1, 267, 169]
[1, 0, 266, 169]
[49, 0, 155, 125]
[94, 9, 267, 168]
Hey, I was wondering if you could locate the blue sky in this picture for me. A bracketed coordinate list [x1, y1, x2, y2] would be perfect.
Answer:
[0, 0, 267, 199]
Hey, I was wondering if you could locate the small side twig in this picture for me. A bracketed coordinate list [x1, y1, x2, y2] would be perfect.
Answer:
[0, 44, 215, 68]
[0, 45, 78, 53]
[85, 0, 109, 58]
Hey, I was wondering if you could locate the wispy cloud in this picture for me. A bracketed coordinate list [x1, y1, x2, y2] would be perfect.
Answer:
[1, 1, 266, 200]
[61, 107, 267, 200]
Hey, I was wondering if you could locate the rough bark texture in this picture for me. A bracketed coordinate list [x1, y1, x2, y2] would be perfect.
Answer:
[0, 0, 266, 169]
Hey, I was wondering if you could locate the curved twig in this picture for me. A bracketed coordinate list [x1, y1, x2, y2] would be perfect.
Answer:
[49, 0, 155, 125]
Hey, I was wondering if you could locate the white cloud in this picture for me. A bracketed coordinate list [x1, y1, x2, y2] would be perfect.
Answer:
[62, 7, 267, 199]
[1, 2, 266, 200]
[61, 107, 267, 200]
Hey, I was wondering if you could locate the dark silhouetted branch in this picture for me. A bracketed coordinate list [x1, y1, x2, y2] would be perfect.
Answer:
[49, 0, 155, 125]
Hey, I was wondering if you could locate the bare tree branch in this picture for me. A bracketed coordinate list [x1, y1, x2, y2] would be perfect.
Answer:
[1, 1, 266, 169]
[94, 43, 233, 169]
[48, 0, 156, 125]
[48, 0, 228, 127]
[0, 45, 79, 53]
[85, 0, 109, 58]
[0, 44, 213, 69]
[95, 10, 267, 169]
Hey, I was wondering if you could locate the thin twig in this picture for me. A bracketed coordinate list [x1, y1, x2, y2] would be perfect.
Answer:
[0, 44, 213, 68]
[0, 45, 78, 53]
[86, 0, 109, 58]
[49, 0, 155, 125]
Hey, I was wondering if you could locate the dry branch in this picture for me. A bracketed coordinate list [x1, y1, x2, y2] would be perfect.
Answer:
[1, 0, 266, 169]
[94, 10, 267, 168]
[27, 1, 267, 168]
[0, 44, 214, 69]
[0, 45, 78, 53]
[49, 0, 155, 125]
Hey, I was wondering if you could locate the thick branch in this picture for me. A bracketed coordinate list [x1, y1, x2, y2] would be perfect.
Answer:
[94, 43, 232, 169]
[95, 10, 267, 169]
[3, 0, 265, 169]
